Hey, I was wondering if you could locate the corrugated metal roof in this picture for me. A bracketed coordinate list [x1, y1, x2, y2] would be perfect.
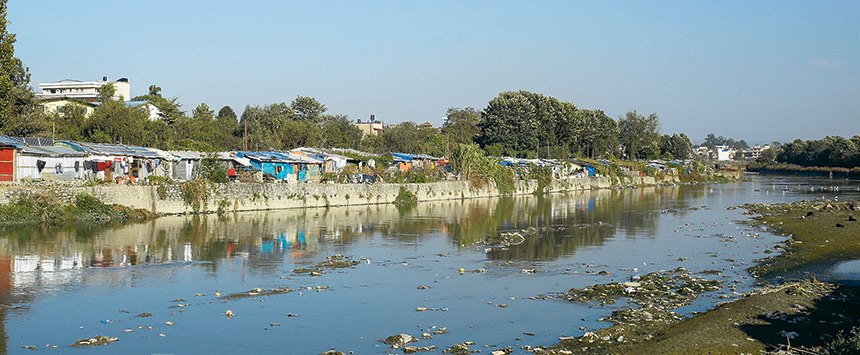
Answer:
[167, 150, 206, 160]
[20, 145, 85, 157]
[61, 141, 162, 158]
[14, 137, 56, 147]
[0, 135, 24, 148]
[217, 152, 251, 167]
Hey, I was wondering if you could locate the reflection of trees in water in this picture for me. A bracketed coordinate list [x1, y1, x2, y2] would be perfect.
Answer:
[0, 184, 709, 275]
[472, 186, 701, 261]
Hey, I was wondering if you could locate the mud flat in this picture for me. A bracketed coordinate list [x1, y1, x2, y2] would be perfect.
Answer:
[544, 199, 860, 354]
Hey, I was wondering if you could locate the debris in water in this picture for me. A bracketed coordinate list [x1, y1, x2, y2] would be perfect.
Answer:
[71, 335, 119, 347]
[225, 310, 234, 318]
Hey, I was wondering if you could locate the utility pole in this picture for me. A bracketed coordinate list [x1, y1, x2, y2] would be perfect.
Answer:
[243, 120, 248, 151]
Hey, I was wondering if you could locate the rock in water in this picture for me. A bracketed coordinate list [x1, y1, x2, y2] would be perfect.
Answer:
[381, 333, 417, 348]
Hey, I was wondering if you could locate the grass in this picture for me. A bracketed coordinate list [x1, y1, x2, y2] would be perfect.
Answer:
[746, 200, 860, 276]
[0, 192, 152, 225]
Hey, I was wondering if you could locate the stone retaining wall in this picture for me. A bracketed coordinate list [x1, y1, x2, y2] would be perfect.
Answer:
[0, 175, 680, 215]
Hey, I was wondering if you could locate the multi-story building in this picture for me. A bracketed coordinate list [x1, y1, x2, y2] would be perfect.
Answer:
[37, 77, 131, 102]
[354, 115, 384, 137]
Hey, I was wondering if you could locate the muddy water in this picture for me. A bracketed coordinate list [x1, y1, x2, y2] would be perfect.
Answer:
[1, 175, 858, 354]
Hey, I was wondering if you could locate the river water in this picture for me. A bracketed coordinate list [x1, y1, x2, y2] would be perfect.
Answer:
[1, 175, 859, 354]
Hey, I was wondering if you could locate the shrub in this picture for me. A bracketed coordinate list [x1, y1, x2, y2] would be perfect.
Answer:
[393, 187, 418, 208]
[180, 179, 211, 213]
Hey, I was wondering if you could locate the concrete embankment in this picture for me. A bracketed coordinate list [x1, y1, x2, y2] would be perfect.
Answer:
[0, 175, 678, 215]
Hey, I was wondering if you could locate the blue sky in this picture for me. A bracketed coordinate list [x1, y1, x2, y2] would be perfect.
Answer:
[7, 1, 859, 143]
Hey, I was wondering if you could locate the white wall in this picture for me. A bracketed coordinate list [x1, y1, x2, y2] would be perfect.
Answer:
[16, 154, 85, 181]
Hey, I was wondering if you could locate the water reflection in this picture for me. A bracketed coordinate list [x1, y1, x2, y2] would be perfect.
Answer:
[0, 181, 776, 353]
[0, 185, 710, 294]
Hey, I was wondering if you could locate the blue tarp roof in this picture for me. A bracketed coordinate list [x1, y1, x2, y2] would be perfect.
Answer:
[0, 136, 24, 148]
[391, 152, 440, 162]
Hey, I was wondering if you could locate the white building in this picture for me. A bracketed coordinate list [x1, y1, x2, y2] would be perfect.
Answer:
[37, 77, 131, 102]
[715, 145, 735, 161]
[126, 101, 165, 121]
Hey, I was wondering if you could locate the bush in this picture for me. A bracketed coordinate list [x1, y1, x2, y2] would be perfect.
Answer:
[7, 193, 65, 224]
[75, 193, 113, 215]
[197, 153, 229, 183]
[180, 179, 211, 213]
[393, 187, 418, 208]
[827, 328, 860, 355]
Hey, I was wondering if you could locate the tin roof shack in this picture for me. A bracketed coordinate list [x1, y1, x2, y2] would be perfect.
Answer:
[168, 151, 205, 181]
[17, 145, 86, 182]
[217, 152, 252, 180]
[286, 151, 324, 182]
[168, 151, 251, 181]
[0, 136, 86, 182]
[391, 152, 442, 172]
[59, 142, 172, 183]
[239, 152, 299, 183]
[646, 160, 678, 176]
[239, 151, 323, 183]
[293, 148, 353, 174]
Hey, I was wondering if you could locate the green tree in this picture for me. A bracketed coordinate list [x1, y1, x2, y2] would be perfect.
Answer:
[619, 111, 660, 160]
[240, 103, 294, 150]
[97, 83, 116, 102]
[84, 100, 154, 145]
[0, 0, 41, 133]
[291, 96, 326, 123]
[319, 114, 362, 148]
[216, 105, 237, 123]
[443, 107, 481, 145]
[132, 84, 184, 124]
[659, 133, 693, 160]
[191, 102, 214, 120]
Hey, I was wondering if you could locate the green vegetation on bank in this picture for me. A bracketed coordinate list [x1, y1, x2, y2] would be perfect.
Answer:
[745, 200, 860, 276]
[392, 187, 417, 209]
[747, 161, 860, 175]
[545, 199, 860, 354]
[0, 192, 152, 225]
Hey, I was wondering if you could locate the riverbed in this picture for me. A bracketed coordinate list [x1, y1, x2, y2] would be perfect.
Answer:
[1, 175, 858, 354]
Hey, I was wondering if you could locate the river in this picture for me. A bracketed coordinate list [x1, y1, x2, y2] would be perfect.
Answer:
[1, 175, 859, 354]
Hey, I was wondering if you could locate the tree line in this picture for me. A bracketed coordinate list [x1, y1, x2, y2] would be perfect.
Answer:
[1, 2, 693, 159]
[764, 136, 860, 169]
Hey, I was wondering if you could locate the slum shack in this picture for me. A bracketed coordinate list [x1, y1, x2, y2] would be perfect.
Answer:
[391, 152, 442, 172]
[0, 136, 86, 182]
[293, 147, 352, 174]
[59, 141, 172, 183]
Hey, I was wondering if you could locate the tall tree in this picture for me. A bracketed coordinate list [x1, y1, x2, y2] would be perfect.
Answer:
[0, 0, 41, 133]
[291, 96, 326, 123]
[443, 107, 481, 145]
[659, 133, 693, 160]
[319, 114, 362, 149]
[132, 84, 184, 124]
[618, 111, 660, 160]
[191, 102, 214, 120]
[216, 105, 237, 123]
[97, 83, 116, 102]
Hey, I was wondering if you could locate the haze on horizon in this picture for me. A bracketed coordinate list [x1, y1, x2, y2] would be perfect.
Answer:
[7, 0, 859, 144]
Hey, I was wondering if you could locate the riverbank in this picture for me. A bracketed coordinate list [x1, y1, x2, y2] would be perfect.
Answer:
[545, 198, 860, 354]
[0, 191, 153, 225]
[747, 162, 860, 178]
[0, 173, 724, 217]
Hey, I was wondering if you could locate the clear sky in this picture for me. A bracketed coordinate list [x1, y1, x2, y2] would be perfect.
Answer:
[7, 0, 859, 143]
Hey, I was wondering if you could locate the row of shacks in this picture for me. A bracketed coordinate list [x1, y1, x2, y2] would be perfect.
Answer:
[1, 135, 671, 184]
[0, 136, 392, 183]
